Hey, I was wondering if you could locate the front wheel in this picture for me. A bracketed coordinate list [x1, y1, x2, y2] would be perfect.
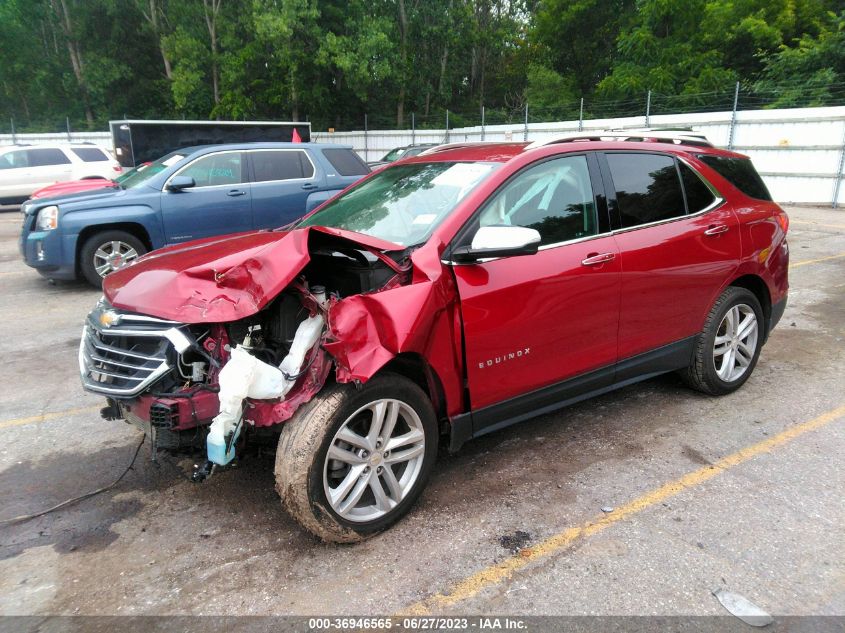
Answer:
[681, 286, 765, 396]
[275, 374, 438, 543]
[79, 230, 146, 287]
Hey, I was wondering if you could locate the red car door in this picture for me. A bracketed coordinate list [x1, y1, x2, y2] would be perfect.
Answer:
[600, 152, 742, 362]
[451, 153, 621, 414]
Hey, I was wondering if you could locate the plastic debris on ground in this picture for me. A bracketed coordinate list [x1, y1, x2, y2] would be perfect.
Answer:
[712, 588, 774, 627]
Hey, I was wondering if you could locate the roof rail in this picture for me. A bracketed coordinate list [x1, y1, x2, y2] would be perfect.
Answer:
[418, 141, 516, 156]
[525, 129, 713, 150]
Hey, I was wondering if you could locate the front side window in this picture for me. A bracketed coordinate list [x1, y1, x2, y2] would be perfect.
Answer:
[27, 148, 71, 167]
[0, 150, 28, 169]
[478, 155, 597, 246]
[178, 152, 244, 187]
[251, 150, 313, 182]
[606, 153, 685, 228]
[298, 161, 497, 246]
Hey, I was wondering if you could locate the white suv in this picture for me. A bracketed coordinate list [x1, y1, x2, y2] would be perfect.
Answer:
[0, 144, 121, 205]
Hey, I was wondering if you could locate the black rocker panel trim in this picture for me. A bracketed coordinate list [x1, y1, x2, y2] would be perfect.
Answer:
[449, 336, 696, 452]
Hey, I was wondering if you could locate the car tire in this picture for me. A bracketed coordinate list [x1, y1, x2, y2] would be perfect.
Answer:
[275, 374, 438, 543]
[681, 286, 765, 396]
[79, 230, 146, 287]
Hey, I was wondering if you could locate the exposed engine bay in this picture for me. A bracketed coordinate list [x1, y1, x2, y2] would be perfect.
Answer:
[82, 237, 411, 472]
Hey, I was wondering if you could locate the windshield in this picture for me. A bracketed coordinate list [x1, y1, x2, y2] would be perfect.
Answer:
[380, 148, 406, 162]
[119, 151, 186, 189]
[112, 163, 148, 184]
[297, 161, 498, 246]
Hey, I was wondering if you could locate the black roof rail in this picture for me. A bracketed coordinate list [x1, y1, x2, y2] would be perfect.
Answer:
[525, 130, 713, 149]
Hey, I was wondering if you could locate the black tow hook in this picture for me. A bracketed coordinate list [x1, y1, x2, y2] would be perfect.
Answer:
[191, 460, 215, 483]
[100, 399, 122, 421]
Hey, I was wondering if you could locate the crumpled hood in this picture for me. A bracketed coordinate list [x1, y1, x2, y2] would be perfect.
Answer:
[103, 227, 403, 323]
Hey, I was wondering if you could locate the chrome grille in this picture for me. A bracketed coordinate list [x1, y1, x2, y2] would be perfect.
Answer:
[79, 309, 186, 397]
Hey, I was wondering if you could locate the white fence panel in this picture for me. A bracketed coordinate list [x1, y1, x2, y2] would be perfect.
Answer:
[3, 106, 844, 205]
[321, 106, 845, 206]
[0, 131, 111, 149]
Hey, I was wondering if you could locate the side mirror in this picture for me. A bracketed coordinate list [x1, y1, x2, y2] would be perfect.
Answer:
[166, 176, 195, 191]
[451, 225, 541, 263]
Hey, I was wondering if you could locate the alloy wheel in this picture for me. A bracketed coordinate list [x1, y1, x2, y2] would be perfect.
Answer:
[93, 240, 140, 277]
[323, 399, 426, 523]
[713, 303, 758, 382]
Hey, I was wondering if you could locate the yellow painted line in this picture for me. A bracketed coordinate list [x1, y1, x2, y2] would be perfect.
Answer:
[0, 405, 101, 430]
[790, 252, 845, 268]
[790, 220, 845, 230]
[403, 404, 845, 615]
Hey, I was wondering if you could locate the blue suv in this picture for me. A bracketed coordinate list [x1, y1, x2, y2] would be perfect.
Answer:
[19, 142, 369, 286]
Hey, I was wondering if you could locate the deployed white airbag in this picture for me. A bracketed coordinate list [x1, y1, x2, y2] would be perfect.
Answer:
[207, 314, 324, 463]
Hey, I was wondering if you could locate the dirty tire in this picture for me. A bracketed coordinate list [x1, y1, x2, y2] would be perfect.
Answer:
[275, 374, 438, 543]
[681, 286, 764, 396]
[79, 230, 146, 288]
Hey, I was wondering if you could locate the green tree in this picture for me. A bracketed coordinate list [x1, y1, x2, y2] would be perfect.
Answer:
[252, 0, 320, 121]
[754, 10, 845, 107]
[597, 0, 834, 104]
[533, 0, 635, 97]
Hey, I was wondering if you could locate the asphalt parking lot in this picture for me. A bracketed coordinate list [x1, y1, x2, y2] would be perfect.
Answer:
[0, 206, 843, 619]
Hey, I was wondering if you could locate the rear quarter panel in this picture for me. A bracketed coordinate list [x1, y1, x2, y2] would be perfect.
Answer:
[692, 159, 790, 310]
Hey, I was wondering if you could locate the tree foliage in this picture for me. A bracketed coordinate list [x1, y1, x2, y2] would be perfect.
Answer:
[0, 0, 841, 132]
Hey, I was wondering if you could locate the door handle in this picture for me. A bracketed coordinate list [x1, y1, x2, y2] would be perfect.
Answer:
[704, 224, 729, 236]
[581, 252, 616, 266]
[227, 189, 246, 197]
[301, 183, 318, 190]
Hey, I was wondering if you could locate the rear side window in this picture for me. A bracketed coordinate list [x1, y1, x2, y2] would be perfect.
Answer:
[322, 148, 369, 176]
[71, 147, 110, 162]
[606, 153, 685, 228]
[27, 148, 71, 167]
[251, 150, 314, 182]
[697, 155, 771, 201]
[680, 162, 717, 213]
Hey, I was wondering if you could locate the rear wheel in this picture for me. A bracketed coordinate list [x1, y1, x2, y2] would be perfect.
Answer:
[275, 374, 438, 542]
[682, 286, 764, 395]
[79, 230, 146, 287]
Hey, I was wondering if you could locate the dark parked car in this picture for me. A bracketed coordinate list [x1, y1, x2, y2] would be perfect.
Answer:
[367, 143, 437, 168]
[20, 143, 368, 286]
[79, 132, 788, 542]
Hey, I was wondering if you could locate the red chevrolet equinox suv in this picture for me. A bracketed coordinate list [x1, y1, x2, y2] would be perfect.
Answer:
[80, 132, 789, 542]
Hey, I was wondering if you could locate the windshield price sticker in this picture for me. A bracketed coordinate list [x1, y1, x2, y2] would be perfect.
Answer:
[412, 213, 437, 225]
[431, 162, 494, 188]
[307, 617, 528, 631]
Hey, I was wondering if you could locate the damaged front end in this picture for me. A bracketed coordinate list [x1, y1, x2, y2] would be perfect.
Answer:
[79, 227, 417, 470]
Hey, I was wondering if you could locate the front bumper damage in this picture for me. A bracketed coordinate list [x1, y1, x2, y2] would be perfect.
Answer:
[80, 226, 467, 470]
